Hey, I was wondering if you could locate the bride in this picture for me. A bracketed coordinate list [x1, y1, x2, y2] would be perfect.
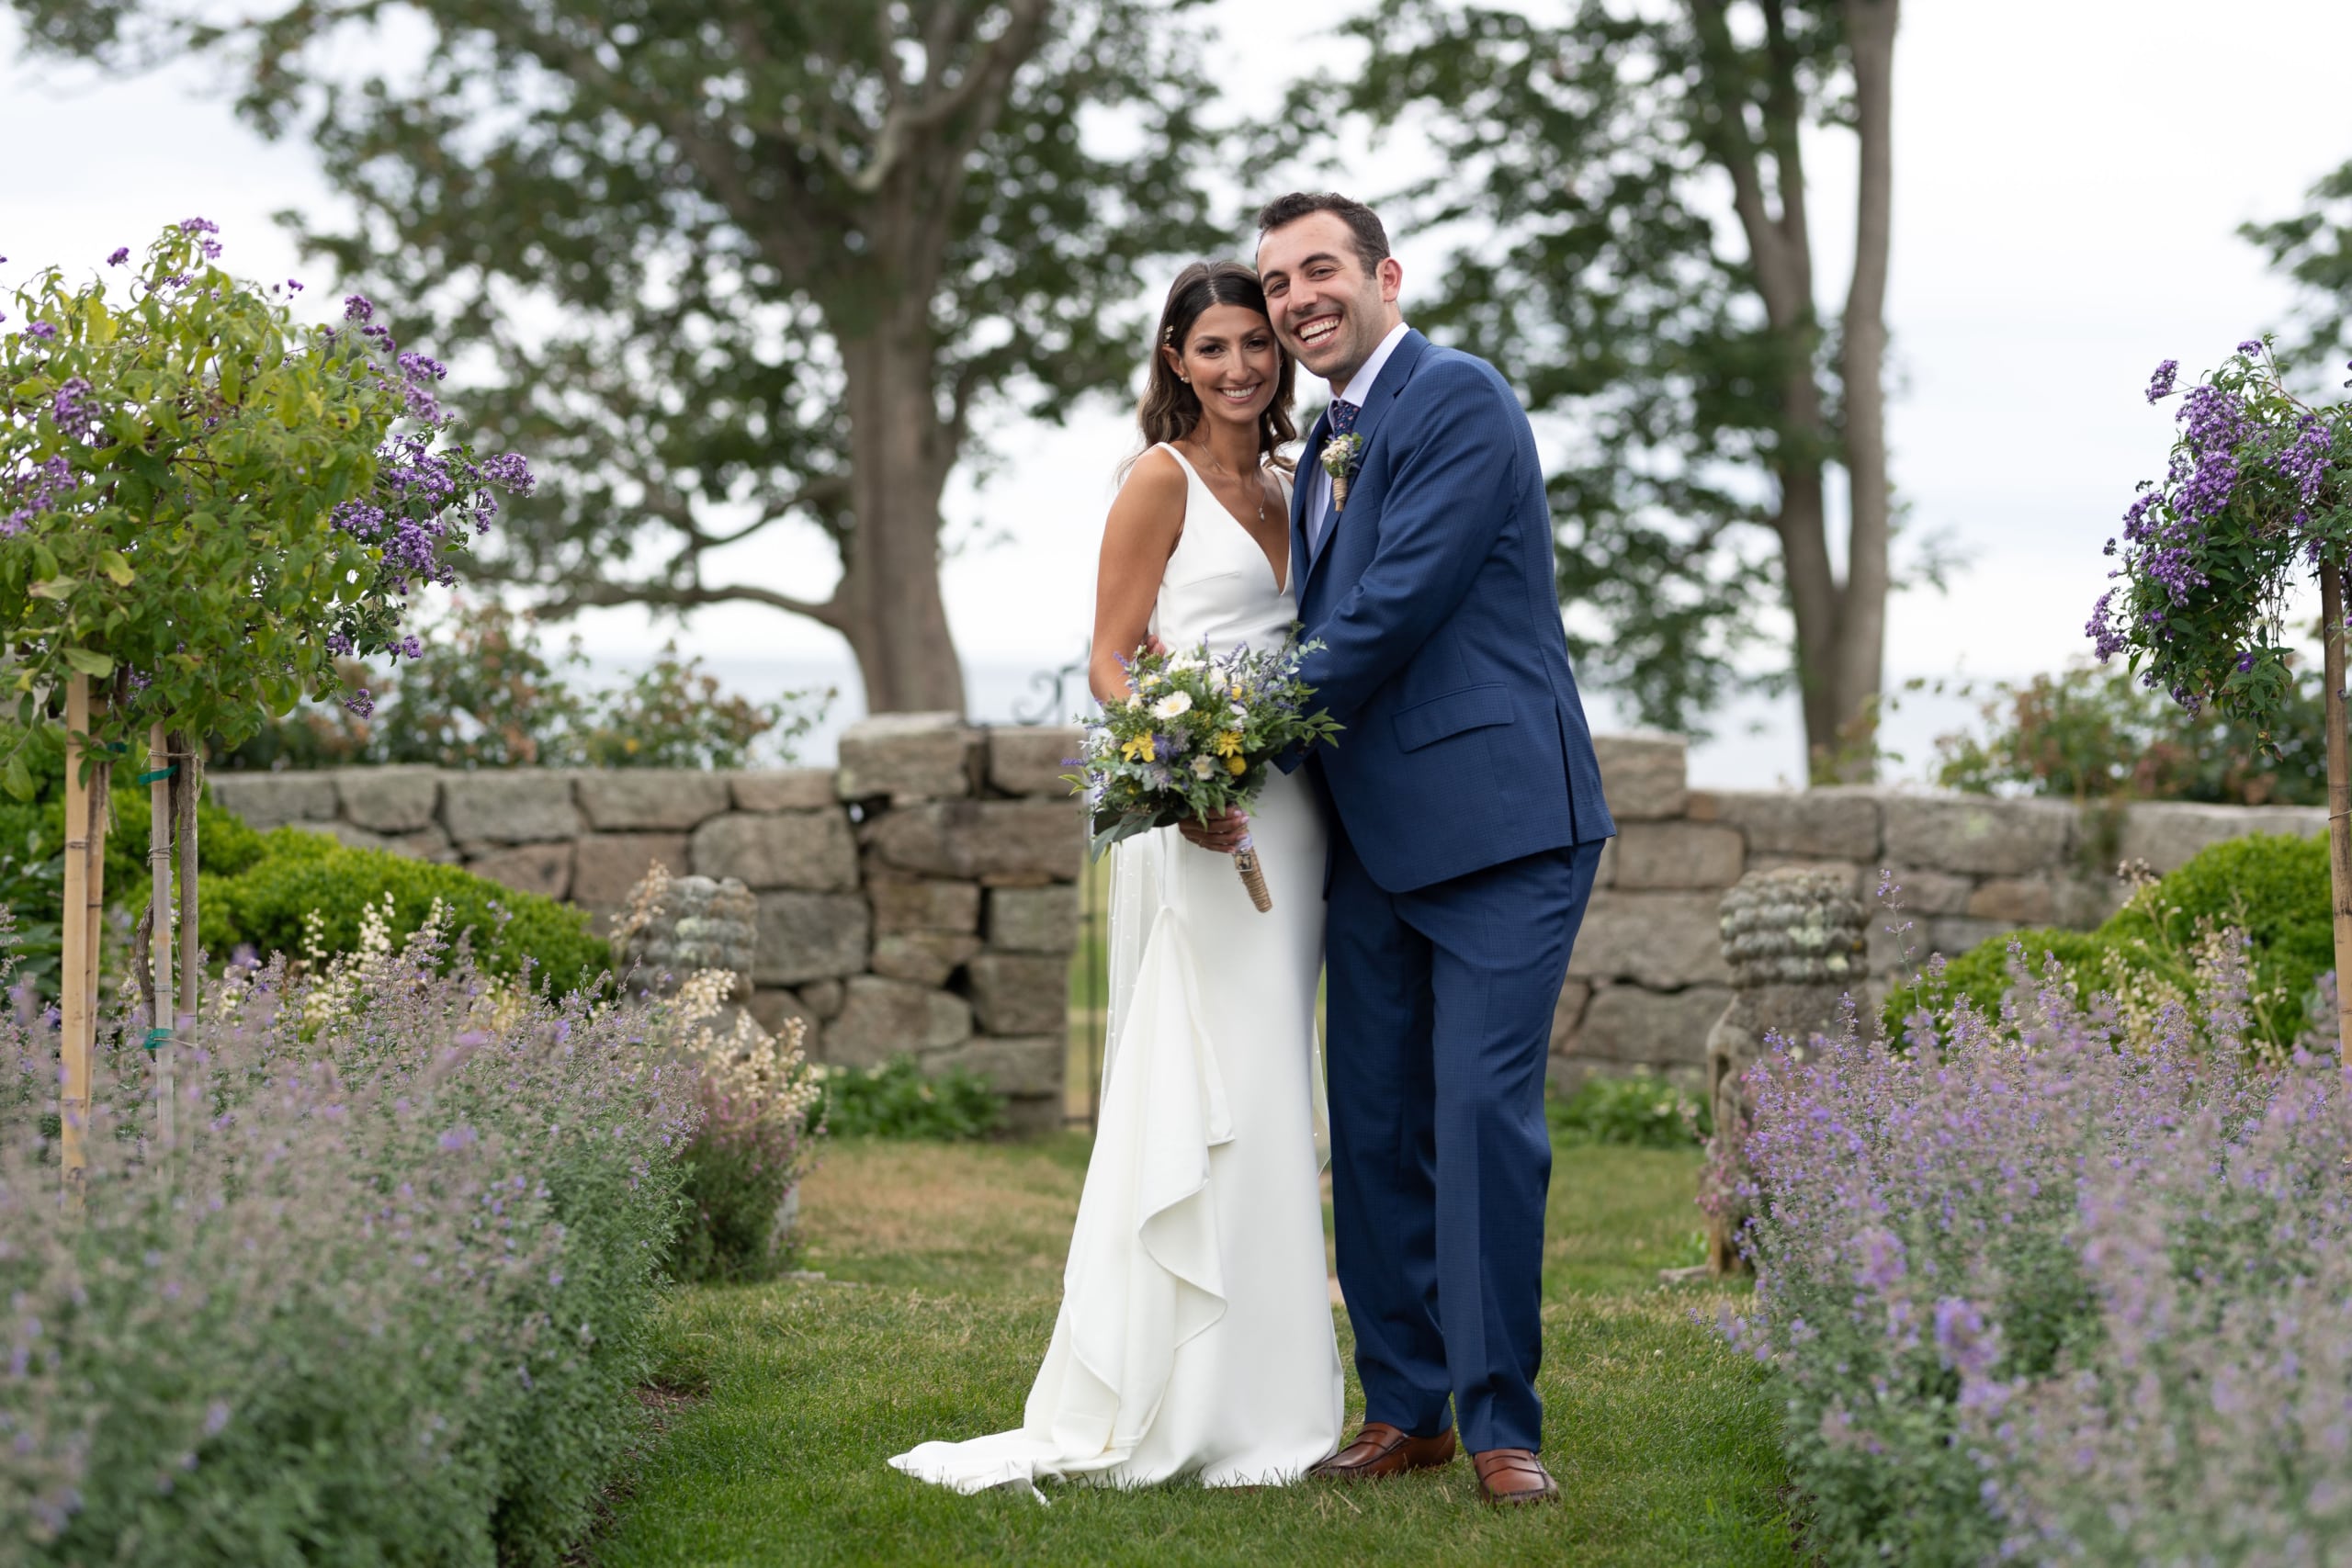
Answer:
[889, 260, 1344, 1492]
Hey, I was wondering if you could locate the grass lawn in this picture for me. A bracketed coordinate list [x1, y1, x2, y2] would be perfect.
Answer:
[590, 1136, 1792, 1567]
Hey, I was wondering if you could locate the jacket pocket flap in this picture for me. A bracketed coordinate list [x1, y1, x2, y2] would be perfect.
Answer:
[1392, 682, 1515, 752]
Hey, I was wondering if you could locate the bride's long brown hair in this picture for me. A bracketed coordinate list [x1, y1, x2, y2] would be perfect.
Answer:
[1124, 261, 1298, 480]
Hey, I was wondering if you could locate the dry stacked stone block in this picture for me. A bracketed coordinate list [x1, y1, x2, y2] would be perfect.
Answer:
[1568, 890, 1732, 989]
[575, 771, 731, 831]
[291, 820, 388, 852]
[333, 766, 439, 833]
[928, 1035, 1061, 1098]
[2117, 800, 2326, 874]
[964, 953, 1069, 1036]
[1592, 731, 1688, 821]
[1882, 795, 2074, 877]
[208, 773, 338, 831]
[864, 798, 1081, 884]
[1570, 984, 1731, 1084]
[467, 842, 572, 901]
[869, 874, 983, 934]
[691, 809, 858, 891]
[753, 891, 871, 985]
[823, 976, 974, 1066]
[442, 773, 583, 844]
[871, 932, 983, 986]
[1964, 876, 2056, 925]
[1611, 821, 1746, 890]
[836, 713, 978, 804]
[571, 834, 692, 909]
[986, 886, 1080, 952]
[987, 727, 1085, 798]
[1549, 978, 1594, 1060]
[729, 769, 839, 813]
[1711, 787, 1883, 862]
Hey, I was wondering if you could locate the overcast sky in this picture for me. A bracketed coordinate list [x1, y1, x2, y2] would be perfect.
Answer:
[7, 1, 2352, 783]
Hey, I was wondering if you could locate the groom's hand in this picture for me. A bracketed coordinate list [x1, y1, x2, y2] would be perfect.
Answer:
[1179, 807, 1250, 854]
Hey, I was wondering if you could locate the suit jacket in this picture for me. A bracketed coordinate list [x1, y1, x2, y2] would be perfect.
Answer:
[1290, 329, 1614, 893]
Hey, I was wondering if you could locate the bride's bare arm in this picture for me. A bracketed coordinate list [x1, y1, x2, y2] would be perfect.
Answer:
[1089, 448, 1187, 703]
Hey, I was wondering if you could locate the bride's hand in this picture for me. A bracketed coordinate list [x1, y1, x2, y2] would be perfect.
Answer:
[1180, 807, 1250, 854]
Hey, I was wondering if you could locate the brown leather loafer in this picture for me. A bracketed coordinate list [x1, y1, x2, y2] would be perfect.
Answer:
[1308, 1422, 1457, 1481]
[1473, 1448, 1561, 1506]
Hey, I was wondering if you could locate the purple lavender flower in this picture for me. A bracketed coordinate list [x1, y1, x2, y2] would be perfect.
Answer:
[2145, 359, 2178, 403]
[107, 247, 129, 267]
[25, 321, 56, 342]
[344, 293, 375, 324]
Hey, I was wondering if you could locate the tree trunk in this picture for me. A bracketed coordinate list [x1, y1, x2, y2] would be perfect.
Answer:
[834, 307, 967, 716]
[2323, 561, 2352, 1065]
[1826, 0, 1900, 782]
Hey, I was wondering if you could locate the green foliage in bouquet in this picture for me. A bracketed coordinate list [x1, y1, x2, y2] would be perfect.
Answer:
[1070, 637, 1342, 858]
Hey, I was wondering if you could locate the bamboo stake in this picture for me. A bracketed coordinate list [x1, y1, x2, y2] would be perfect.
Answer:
[84, 695, 107, 1075]
[2324, 560, 2352, 1066]
[147, 723, 175, 1151]
[59, 676, 90, 1209]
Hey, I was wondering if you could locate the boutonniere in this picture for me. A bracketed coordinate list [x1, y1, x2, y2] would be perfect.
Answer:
[1319, 432, 1364, 513]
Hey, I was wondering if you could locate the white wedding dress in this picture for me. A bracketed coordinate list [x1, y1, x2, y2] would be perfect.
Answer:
[890, 445, 1344, 1494]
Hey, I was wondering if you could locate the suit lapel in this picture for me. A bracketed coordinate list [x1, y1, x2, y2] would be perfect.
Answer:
[1291, 404, 1327, 601]
[1302, 330, 1431, 594]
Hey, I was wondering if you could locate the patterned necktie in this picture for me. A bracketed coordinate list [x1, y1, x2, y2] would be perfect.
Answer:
[1313, 400, 1361, 553]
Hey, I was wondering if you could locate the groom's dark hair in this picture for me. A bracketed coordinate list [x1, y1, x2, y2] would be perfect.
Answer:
[1256, 192, 1390, 276]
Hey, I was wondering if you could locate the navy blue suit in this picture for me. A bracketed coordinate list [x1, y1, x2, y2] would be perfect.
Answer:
[1289, 329, 1614, 1454]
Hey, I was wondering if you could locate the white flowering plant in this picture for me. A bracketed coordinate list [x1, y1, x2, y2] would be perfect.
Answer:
[1069, 635, 1340, 861]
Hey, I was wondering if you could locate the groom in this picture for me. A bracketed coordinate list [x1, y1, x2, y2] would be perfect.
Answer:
[1193, 193, 1615, 1506]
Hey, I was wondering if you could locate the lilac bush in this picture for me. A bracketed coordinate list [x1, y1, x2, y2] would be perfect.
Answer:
[0, 909, 695, 1565]
[1728, 942, 2352, 1564]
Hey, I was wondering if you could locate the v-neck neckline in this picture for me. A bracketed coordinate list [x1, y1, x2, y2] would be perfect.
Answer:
[1164, 443, 1290, 596]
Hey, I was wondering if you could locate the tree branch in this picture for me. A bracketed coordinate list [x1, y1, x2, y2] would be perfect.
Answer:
[1685, 0, 1805, 327]
[531, 578, 845, 630]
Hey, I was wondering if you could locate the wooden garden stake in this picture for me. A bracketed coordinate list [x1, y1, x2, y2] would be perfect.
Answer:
[175, 730, 198, 1046]
[59, 675, 90, 1208]
[2324, 559, 2352, 1066]
[146, 723, 175, 1150]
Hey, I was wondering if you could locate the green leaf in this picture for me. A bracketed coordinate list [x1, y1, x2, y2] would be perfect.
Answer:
[62, 648, 114, 678]
[99, 553, 134, 587]
[27, 578, 74, 601]
[1, 754, 28, 801]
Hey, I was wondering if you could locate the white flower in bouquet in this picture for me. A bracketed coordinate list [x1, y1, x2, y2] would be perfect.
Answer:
[1151, 690, 1193, 720]
[1190, 755, 1216, 779]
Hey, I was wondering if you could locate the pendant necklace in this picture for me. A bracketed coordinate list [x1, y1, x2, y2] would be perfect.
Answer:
[1193, 442, 1267, 525]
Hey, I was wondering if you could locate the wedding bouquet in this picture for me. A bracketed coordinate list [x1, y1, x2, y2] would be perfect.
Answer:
[1069, 637, 1340, 912]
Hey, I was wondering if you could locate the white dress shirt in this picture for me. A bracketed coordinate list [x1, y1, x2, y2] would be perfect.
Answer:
[1306, 321, 1411, 552]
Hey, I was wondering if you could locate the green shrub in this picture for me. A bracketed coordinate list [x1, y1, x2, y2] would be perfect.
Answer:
[1547, 1070, 1712, 1148]
[205, 836, 611, 995]
[814, 1056, 1008, 1140]
[1887, 832, 2330, 1054]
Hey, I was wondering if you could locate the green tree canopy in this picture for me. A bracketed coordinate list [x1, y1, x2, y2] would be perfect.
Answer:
[1279, 0, 1903, 769]
[12, 0, 1228, 714]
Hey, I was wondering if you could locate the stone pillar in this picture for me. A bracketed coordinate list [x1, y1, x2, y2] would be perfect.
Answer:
[1702, 866, 1867, 1273]
[613, 868, 760, 999]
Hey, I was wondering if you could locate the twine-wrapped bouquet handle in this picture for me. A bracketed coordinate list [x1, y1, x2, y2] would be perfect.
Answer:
[1233, 832, 1272, 913]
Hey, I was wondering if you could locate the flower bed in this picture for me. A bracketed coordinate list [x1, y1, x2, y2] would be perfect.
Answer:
[1730, 948, 2352, 1564]
[0, 912, 693, 1565]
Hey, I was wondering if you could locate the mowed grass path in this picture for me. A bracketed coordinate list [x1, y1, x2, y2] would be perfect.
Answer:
[592, 1137, 1792, 1567]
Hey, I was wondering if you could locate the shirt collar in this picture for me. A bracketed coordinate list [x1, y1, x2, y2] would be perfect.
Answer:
[1331, 321, 1410, 406]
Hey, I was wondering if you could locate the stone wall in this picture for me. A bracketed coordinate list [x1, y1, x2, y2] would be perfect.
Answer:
[1556, 733, 2330, 1090]
[209, 728, 2333, 1115]
[207, 715, 1088, 1134]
